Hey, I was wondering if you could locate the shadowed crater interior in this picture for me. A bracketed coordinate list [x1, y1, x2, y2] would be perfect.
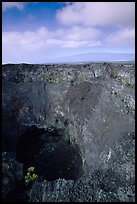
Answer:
[16, 126, 82, 181]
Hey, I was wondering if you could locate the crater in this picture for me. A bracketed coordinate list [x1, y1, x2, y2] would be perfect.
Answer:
[16, 126, 83, 181]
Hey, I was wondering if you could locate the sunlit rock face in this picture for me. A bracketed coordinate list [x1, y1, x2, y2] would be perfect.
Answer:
[2, 62, 135, 202]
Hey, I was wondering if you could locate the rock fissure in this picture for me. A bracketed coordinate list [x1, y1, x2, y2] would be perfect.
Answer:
[16, 126, 83, 181]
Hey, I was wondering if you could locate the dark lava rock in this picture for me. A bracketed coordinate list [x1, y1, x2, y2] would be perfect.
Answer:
[2, 63, 135, 202]
[2, 152, 25, 201]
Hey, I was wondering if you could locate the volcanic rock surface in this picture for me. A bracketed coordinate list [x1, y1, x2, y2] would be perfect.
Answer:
[2, 62, 135, 202]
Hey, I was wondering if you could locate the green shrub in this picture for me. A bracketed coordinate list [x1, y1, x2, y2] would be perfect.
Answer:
[25, 166, 38, 185]
[125, 82, 135, 89]
[110, 70, 118, 79]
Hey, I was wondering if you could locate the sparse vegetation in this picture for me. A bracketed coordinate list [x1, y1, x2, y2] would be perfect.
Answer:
[43, 73, 68, 84]
[116, 93, 124, 102]
[125, 82, 135, 89]
[115, 93, 129, 109]
[47, 78, 56, 83]
[58, 74, 67, 83]
[110, 70, 118, 79]
[79, 75, 85, 83]
[46, 74, 55, 83]
[117, 76, 135, 89]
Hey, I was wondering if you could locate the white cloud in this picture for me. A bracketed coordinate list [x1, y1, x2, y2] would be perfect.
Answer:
[2, 26, 102, 49]
[2, 2, 26, 11]
[2, 25, 103, 63]
[56, 2, 135, 27]
[65, 26, 102, 41]
[2, 25, 135, 63]
[106, 28, 135, 47]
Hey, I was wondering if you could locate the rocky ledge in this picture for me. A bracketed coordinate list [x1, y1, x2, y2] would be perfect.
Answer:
[2, 62, 135, 202]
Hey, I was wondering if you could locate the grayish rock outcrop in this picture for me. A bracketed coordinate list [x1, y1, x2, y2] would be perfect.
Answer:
[28, 179, 74, 202]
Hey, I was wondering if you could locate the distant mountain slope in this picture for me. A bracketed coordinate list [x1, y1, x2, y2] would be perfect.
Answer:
[53, 52, 135, 63]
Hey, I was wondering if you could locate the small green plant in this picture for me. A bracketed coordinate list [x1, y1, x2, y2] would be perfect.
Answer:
[110, 70, 118, 79]
[116, 93, 129, 108]
[43, 179, 47, 182]
[45, 73, 56, 84]
[79, 75, 85, 83]
[25, 166, 38, 185]
[116, 93, 124, 101]
[48, 78, 54, 83]
[125, 82, 135, 89]
[58, 74, 67, 83]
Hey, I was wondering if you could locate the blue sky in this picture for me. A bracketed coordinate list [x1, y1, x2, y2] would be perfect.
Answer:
[2, 2, 135, 63]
